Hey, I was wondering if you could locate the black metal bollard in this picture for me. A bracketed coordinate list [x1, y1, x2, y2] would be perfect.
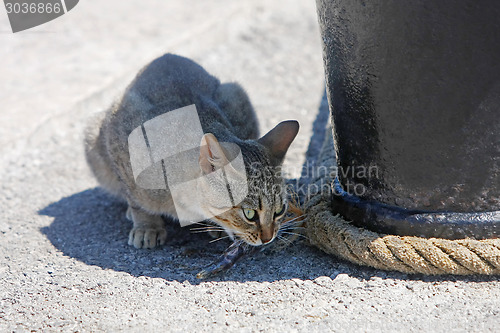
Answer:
[316, 0, 499, 239]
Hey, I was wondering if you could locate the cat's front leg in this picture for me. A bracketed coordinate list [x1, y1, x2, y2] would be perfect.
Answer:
[126, 206, 167, 249]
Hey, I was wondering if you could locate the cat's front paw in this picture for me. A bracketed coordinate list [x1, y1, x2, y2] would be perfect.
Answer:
[128, 227, 167, 249]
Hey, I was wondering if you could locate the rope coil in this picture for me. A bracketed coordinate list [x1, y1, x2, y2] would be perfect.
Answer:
[303, 132, 500, 275]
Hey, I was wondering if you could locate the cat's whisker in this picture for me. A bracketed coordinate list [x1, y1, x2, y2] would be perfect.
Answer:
[283, 214, 306, 221]
[279, 228, 304, 234]
[282, 214, 307, 225]
[277, 233, 293, 240]
[190, 226, 225, 231]
[281, 221, 306, 229]
[282, 228, 302, 235]
[191, 224, 222, 229]
[191, 230, 225, 234]
[276, 235, 293, 245]
[191, 222, 218, 228]
[281, 224, 304, 230]
[279, 231, 308, 239]
[209, 235, 232, 243]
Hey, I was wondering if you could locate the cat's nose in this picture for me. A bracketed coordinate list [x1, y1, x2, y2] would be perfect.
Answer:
[260, 228, 274, 244]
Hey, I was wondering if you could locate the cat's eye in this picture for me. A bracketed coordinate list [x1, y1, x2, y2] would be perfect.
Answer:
[274, 204, 286, 217]
[242, 208, 258, 221]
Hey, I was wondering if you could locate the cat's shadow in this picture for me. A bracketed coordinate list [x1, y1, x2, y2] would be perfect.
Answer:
[39, 187, 351, 284]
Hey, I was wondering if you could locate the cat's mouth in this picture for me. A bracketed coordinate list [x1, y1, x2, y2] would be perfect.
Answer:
[244, 238, 264, 246]
[207, 215, 276, 246]
[217, 227, 264, 247]
[236, 233, 277, 247]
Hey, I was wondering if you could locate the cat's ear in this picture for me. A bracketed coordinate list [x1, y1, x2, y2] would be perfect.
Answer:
[258, 120, 299, 165]
[199, 133, 229, 174]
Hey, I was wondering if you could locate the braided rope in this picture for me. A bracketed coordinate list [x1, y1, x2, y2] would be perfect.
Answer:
[302, 131, 500, 275]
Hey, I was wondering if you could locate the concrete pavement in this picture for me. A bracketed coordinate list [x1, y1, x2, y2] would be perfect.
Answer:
[1, 1, 498, 331]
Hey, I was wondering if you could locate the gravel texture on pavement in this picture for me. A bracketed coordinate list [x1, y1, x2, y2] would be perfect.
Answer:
[1, 1, 498, 332]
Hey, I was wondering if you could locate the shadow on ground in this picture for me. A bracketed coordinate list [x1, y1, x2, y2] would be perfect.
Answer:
[38, 89, 346, 284]
[39, 188, 351, 284]
[39, 89, 495, 284]
[39, 187, 498, 284]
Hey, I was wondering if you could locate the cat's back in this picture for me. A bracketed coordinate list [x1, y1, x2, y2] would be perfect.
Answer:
[85, 53, 261, 209]
[105, 54, 224, 149]
[130, 53, 220, 106]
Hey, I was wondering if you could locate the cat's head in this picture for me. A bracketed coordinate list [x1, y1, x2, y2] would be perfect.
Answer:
[197, 121, 299, 246]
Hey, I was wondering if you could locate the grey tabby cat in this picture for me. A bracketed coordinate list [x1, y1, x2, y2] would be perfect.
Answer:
[85, 54, 299, 249]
